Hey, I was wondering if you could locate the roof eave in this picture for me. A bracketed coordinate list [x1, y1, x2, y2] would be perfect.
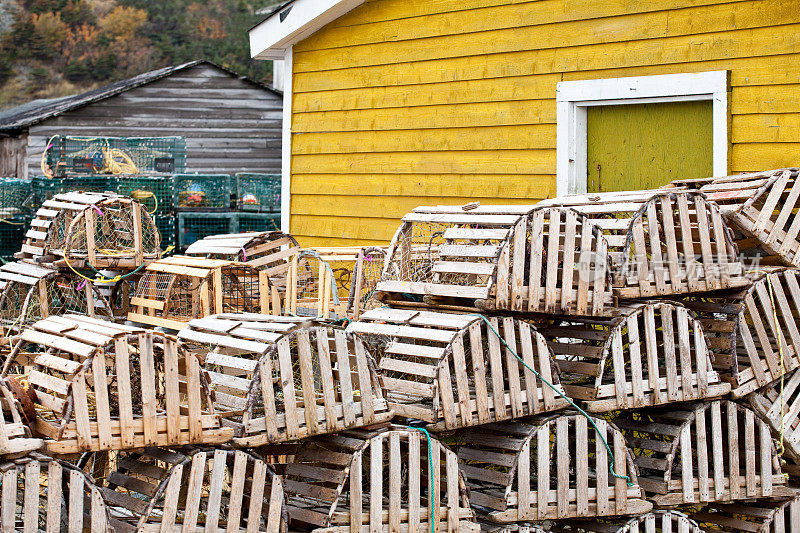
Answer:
[249, 0, 366, 60]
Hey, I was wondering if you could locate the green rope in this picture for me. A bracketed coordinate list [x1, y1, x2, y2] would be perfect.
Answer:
[469, 314, 632, 485]
[406, 425, 436, 533]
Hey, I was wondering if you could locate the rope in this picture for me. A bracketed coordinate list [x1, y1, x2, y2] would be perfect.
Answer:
[765, 273, 787, 456]
[406, 425, 436, 533]
[469, 314, 632, 485]
[41, 135, 59, 178]
[130, 189, 158, 215]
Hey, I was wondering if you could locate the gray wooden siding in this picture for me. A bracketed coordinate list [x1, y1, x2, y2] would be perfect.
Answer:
[0, 134, 27, 177]
[25, 64, 282, 177]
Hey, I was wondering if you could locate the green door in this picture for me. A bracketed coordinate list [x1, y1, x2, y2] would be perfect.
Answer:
[586, 100, 713, 193]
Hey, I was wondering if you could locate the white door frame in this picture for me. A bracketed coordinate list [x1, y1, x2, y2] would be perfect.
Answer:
[555, 71, 729, 196]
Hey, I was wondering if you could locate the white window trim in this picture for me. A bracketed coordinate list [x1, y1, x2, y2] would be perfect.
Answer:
[556, 71, 729, 197]
[280, 46, 293, 233]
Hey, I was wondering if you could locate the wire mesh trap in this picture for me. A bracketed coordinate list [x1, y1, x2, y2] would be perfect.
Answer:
[682, 268, 800, 398]
[453, 414, 651, 522]
[128, 256, 277, 330]
[0, 260, 112, 338]
[3, 314, 233, 454]
[177, 211, 238, 250]
[613, 399, 793, 507]
[173, 173, 233, 210]
[0, 215, 28, 262]
[0, 452, 112, 531]
[697, 167, 800, 267]
[0, 377, 42, 457]
[538, 189, 749, 299]
[43, 135, 186, 177]
[95, 446, 286, 533]
[0, 177, 33, 219]
[178, 313, 393, 445]
[538, 301, 730, 413]
[690, 492, 800, 532]
[348, 308, 567, 430]
[116, 174, 175, 218]
[261, 425, 480, 533]
[235, 173, 281, 212]
[312, 246, 388, 319]
[18, 191, 161, 270]
[285, 250, 348, 319]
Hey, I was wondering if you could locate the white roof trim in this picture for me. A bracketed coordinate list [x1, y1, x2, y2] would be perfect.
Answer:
[249, 0, 366, 60]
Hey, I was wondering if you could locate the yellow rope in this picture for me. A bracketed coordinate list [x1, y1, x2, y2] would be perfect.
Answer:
[41, 135, 59, 178]
[766, 273, 787, 457]
[130, 189, 158, 215]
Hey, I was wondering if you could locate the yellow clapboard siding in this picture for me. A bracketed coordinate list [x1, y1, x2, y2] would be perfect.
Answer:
[293, 23, 800, 92]
[294, 0, 796, 72]
[294, 235, 388, 248]
[291, 150, 555, 175]
[292, 101, 556, 132]
[289, 0, 800, 246]
[292, 125, 556, 153]
[291, 174, 556, 198]
[300, 0, 753, 51]
[290, 194, 543, 218]
[733, 114, 800, 142]
[730, 143, 800, 172]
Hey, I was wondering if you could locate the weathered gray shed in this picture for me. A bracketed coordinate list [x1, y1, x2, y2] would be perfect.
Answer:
[0, 60, 282, 177]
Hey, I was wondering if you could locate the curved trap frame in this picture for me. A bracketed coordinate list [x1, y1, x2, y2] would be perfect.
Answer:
[750, 367, 800, 464]
[690, 492, 800, 532]
[0, 453, 112, 532]
[185, 230, 301, 277]
[0, 378, 42, 456]
[348, 308, 567, 430]
[453, 414, 650, 522]
[376, 205, 614, 316]
[682, 268, 800, 398]
[0, 260, 112, 337]
[284, 250, 348, 318]
[262, 426, 479, 533]
[18, 191, 160, 270]
[699, 167, 800, 266]
[178, 313, 392, 446]
[309, 247, 388, 319]
[613, 399, 793, 506]
[4, 314, 233, 454]
[97, 447, 286, 533]
[539, 190, 748, 298]
[482, 510, 702, 533]
[539, 301, 729, 412]
[128, 256, 278, 330]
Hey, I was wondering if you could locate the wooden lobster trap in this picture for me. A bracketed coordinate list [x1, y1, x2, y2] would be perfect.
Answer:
[539, 301, 729, 412]
[538, 189, 749, 298]
[262, 425, 480, 533]
[348, 308, 567, 430]
[3, 314, 233, 454]
[375, 204, 615, 316]
[691, 492, 800, 532]
[0, 260, 112, 338]
[613, 399, 794, 507]
[682, 268, 800, 398]
[0, 377, 42, 456]
[128, 255, 279, 330]
[481, 510, 702, 533]
[311, 247, 388, 319]
[0, 452, 112, 532]
[750, 368, 800, 464]
[453, 414, 651, 522]
[17, 191, 160, 270]
[178, 313, 393, 446]
[697, 167, 800, 266]
[284, 250, 349, 318]
[95, 447, 286, 533]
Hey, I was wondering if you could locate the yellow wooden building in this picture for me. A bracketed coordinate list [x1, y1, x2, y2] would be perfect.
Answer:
[249, 0, 800, 247]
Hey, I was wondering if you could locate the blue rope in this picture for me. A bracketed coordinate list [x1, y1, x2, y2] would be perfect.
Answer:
[468, 314, 632, 485]
[406, 425, 436, 533]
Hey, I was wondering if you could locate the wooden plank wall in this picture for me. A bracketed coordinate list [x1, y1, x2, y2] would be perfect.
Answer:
[24, 64, 282, 177]
[0, 134, 27, 177]
[289, 0, 800, 246]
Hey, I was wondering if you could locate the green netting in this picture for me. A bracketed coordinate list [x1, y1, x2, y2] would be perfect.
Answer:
[235, 173, 280, 212]
[31, 176, 65, 207]
[0, 177, 33, 219]
[236, 212, 281, 233]
[0, 215, 27, 261]
[31, 175, 118, 210]
[117, 175, 174, 216]
[44, 135, 187, 177]
[177, 211, 236, 250]
[155, 215, 176, 250]
[173, 174, 233, 210]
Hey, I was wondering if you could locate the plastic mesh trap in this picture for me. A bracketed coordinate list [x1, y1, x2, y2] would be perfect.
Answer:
[44, 135, 186, 176]
[173, 174, 233, 210]
[177, 211, 237, 250]
[235, 173, 280, 212]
